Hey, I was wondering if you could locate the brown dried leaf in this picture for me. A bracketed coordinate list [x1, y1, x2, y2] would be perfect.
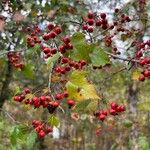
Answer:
[47, 10, 57, 18]
[13, 12, 25, 22]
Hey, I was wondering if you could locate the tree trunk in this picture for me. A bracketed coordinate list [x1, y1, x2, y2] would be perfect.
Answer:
[127, 80, 139, 150]
[0, 60, 13, 108]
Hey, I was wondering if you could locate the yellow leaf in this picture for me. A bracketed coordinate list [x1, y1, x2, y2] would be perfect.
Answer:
[132, 70, 141, 80]
[66, 70, 100, 101]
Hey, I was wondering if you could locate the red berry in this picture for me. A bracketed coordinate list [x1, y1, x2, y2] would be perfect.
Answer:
[98, 114, 106, 121]
[47, 127, 53, 133]
[143, 70, 150, 77]
[43, 34, 50, 41]
[54, 26, 62, 34]
[87, 11, 94, 19]
[14, 96, 21, 102]
[100, 13, 106, 19]
[139, 59, 146, 65]
[139, 74, 145, 81]
[101, 111, 108, 116]
[95, 20, 102, 26]
[82, 24, 88, 30]
[109, 109, 117, 115]
[61, 57, 69, 64]
[51, 48, 57, 54]
[63, 91, 69, 98]
[119, 105, 126, 112]
[87, 26, 93, 33]
[111, 102, 118, 110]
[47, 22, 54, 30]
[55, 93, 63, 100]
[67, 100, 75, 107]
[79, 60, 86, 66]
[62, 36, 71, 44]
[87, 19, 94, 26]
[39, 130, 46, 137]
[48, 31, 56, 39]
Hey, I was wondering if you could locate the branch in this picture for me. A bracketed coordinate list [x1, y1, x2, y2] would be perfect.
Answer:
[105, 51, 139, 63]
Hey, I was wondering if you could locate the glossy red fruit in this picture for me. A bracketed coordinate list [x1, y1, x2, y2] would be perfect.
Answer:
[14, 96, 21, 101]
[139, 74, 145, 81]
[43, 34, 50, 41]
[47, 127, 53, 133]
[87, 19, 94, 26]
[55, 93, 63, 100]
[87, 26, 93, 32]
[67, 100, 75, 107]
[47, 22, 54, 30]
[98, 114, 106, 121]
[48, 31, 56, 38]
[54, 26, 62, 34]
[65, 66, 71, 72]
[100, 13, 106, 19]
[63, 91, 69, 98]
[61, 57, 69, 64]
[51, 48, 57, 54]
[82, 24, 88, 30]
[109, 109, 117, 115]
[96, 20, 102, 26]
[87, 11, 94, 19]
[119, 105, 126, 112]
[139, 59, 146, 65]
[143, 70, 150, 77]
[111, 102, 118, 110]
[80, 60, 86, 66]
[24, 88, 30, 94]
[39, 130, 46, 137]
[62, 36, 71, 44]
[101, 111, 108, 116]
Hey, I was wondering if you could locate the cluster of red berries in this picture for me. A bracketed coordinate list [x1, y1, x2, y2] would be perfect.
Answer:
[26, 25, 41, 47]
[94, 102, 126, 121]
[43, 22, 61, 40]
[7, 51, 24, 69]
[82, 11, 110, 32]
[134, 40, 150, 81]
[13, 88, 51, 108]
[55, 57, 86, 74]
[47, 99, 75, 113]
[55, 91, 69, 100]
[138, 69, 150, 81]
[32, 120, 53, 137]
[14, 88, 75, 112]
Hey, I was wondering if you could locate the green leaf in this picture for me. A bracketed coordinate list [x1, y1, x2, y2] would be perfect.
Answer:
[14, 85, 21, 95]
[74, 99, 92, 111]
[21, 64, 34, 78]
[26, 130, 37, 150]
[10, 125, 29, 146]
[123, 119, 133, 128]
[71, 32, 85, 45]
[90, 48, 109, 66]
[46, 52, 61, 68]
[139, 136, 150, 150]
[71, 32, 97, 62]
[48, 115, 60, 127]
